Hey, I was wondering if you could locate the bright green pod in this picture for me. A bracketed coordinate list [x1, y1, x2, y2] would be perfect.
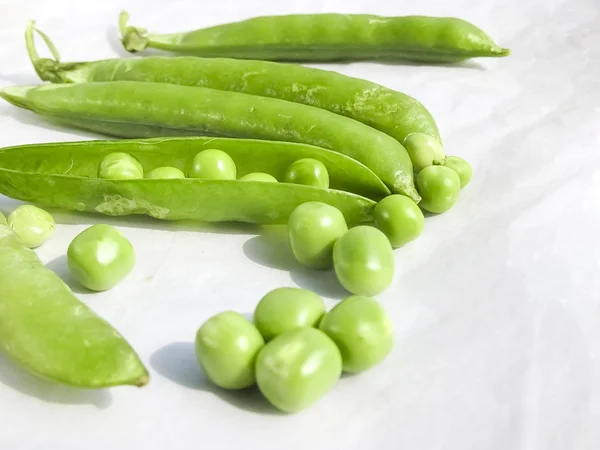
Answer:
[195, 311, 265, 390]
[0, 224, 149, 388]
[254, 287, 325, 341]
[0, 138, 378, 226]
[255, 328, 342, 413]
[1, 81, 417, 199]
[0, 211, 6, 225]
[119, 12, 509, 63]
[67, 224, 136, 292]
[28, 22, 441, 147]
[320, 296, 394, 373]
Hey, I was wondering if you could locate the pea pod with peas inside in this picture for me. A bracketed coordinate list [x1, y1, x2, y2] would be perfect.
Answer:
[119, 12, 509, 63]
[0, 137, 376, 225]
[27, 22, 441, 148]
[0, 81, 418, 201]
[0, 223, 149, 388]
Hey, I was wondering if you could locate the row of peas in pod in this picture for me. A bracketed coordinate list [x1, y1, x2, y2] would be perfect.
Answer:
[196, 288, 393, 413]
[98, 149, 330, 188]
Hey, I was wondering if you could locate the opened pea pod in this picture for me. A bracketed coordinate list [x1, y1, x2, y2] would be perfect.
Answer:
[0, 137, 377, 225]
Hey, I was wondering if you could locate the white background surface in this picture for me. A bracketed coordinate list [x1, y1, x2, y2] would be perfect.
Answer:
[0, 0, 599, 449]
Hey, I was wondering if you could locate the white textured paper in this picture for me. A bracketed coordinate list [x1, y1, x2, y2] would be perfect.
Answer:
[0, 0, 599, 449]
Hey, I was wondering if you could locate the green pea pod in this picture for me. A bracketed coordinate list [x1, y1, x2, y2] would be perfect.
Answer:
[0, 138, 376, 225]
[119, 11, 509, 63]
[27, 22, 440, 146]
[0, 224, 149, 388]
[0, 82, 419, 201]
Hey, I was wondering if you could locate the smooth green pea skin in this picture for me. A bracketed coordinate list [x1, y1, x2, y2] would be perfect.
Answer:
[254, 287, 326, 341]
[443, 156, 473, 188]
[416, 166, 461, 214]
[0, 211, 7, 225]
[288, 202, 348, 269]
[255, 328, 342, 413]
[67, 224, 135, 292]
[373, 195, 424, 248]
[283, 158, 330, 189]
[190, 149, 237, 180]
[98, 152, 144, 180]
[333, 226, 395, 296]
[239, 172, 278, 183]
[403, 132, 445, 172]
[320, 296, 394, 373]
[195, 311, 265, 390]
[7, 205, 55, 248]
[146, 166, 186, 179]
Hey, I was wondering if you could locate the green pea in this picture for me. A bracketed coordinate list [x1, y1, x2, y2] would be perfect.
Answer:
[403, 132, 445, 172]
[288, 201, 348, 269]
[333, 226, 395, 296]
[190, 149, 236, 180]
[98, 152, 144, 180]
[239, 172, 278, 182]
[373, 195, 424, 248]
[146, 166, 186, 179]
[443, 156, 473, 188]
[195, 311, 264, 390]
[416, 166, 461, 214]
[255, 328, 342, 413]
[0, 211, 6, 225]
[7, 205, 55, 248]
[320, 296, 394, 373]
[67, 224, 135, 292]
[254, 287, 325, 341]
[283, 158, 329, 189]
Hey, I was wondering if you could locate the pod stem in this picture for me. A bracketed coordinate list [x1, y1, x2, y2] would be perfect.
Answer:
[119, 11, 149, 53]
[25, 21, 69, 83]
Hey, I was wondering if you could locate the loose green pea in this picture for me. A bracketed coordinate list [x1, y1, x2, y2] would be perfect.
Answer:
[283, 158, 329, 189]
[255, 328, 342, 413]
[333, 226, 395, 296]
[373, 195, 424, 248]
[98, 152, 144, 180]
[443, 156, 473, 188]
[320, 296, 394, 373]
[254, 287, 325, 341]
[288, 201, 348, 269]
[7, 205, 55, 248]
[189, 149, 236, 180]
[67, 224, 135, 292]
[239, 172, 278, 182]
[0, 211, 6, 225]
[146, 166, 186, 179]
[416, 166, 461, 214]
[195, 311, 265, 390]
[403, 132, 445, 172]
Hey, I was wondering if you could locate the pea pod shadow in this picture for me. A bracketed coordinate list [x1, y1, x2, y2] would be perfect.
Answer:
[149, 341, 284, 416]
[0, 355, 112, 408]
[241, 225, 349, 300]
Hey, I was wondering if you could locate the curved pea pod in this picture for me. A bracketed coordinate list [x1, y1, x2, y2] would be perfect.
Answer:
[0, 138, 376, 225]
[0, 224, 149, 388]
[27, 22, 440, 145]
[119, 12, 509, 63]
[0, 82, 418, 201]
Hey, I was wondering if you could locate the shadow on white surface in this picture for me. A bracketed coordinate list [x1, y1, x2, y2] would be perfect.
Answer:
[0, 355, 112, 408]
[106, 25, 132, 58]
[150, 341, 283, 415]
[45, 254, 90, 295]
[242, 225, 349, 299]
[0, 73, 42, 85]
